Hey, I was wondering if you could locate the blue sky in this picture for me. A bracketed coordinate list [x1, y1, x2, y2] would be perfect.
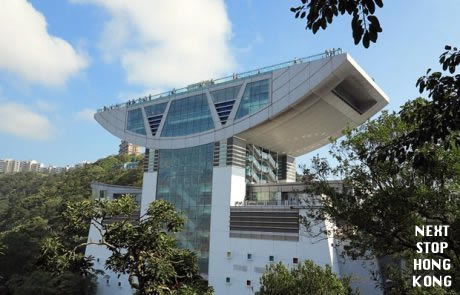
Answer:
[0, 0, 459, 167]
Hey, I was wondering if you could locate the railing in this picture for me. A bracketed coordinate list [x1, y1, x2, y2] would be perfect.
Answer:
[97, 48, 344, 112]
[234, 200, 303, 206]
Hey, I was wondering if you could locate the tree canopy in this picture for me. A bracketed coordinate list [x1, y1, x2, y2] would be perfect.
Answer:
[0, 154, 143, 295]
[301, 47, 460, 293]
[257, 260, 357, 295]
[45, 196, 212, 295]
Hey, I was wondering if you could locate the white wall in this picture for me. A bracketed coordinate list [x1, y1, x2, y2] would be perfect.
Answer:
[85, 222, 133, 295]
[208, 166, 246, 293]
[140, 172, 157, 216]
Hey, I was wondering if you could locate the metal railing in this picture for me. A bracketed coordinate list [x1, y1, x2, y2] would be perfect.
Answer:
[97, 48, 343, 113]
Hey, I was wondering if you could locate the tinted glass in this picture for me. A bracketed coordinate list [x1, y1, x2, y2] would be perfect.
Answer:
[156, 144, 214, 274]
[235, 79, 269, 119]
[126, 108, 146, 135]
[161, 94, 214, 137]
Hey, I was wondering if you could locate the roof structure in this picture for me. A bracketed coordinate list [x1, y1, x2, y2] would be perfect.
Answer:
[95, 51, 389, 157]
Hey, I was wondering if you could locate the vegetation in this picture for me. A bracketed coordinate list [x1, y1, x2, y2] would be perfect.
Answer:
[0, 154, 143, 295]
[257, 260, 357, 295]
[290, 0, 384, 48]
[301, 47, 460, 293]
[45, 196, 212, 295]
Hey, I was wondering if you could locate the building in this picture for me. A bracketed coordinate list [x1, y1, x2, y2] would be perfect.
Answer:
[0, 159, 24, 173]
[88, 50, 389, 294]
[119, 140, 141, 156]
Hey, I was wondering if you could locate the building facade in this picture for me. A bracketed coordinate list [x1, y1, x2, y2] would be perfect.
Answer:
[119, 140, 141, 156]
[88, 51, 389, 294]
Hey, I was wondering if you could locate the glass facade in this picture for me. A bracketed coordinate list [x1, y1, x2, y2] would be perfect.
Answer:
[235, 79, 269, 120]
[156, 144, 214, 273]
[161, 94, 214, 137]
[144, 102, 167, 117]
[211, 85, 241, 125]
[126, 108, 146, 135]
[210, 85, 241, 103]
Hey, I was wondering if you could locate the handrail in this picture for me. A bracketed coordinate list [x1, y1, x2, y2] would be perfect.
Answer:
[97, 48, 344, 112]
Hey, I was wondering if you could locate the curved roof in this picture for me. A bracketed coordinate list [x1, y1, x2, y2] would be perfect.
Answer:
[95, 53, 389, 157]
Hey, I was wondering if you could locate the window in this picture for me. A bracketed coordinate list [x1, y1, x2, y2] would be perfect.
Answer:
[247, 253, 252, 260]
[211, 85, 241, 103]
[226, 277, 231, 284]
[126, 108, 146, 135]
[269, 255, 274, 262]
[99, 190, 107, 199]
[156, 144, 214, 274]
[246, 280, 252, 287]
[235, 79, 269, 119]
[144, 103, 167, 117]
[161, 94, 214, 137]
[226, 251, 232, 258]
[293, 257, 299, 264]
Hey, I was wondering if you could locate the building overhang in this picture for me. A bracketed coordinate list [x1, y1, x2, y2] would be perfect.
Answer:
[95, 53, 389, 157]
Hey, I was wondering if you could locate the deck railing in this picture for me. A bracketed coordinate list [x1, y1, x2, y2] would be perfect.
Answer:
[97, 48, 343, 113]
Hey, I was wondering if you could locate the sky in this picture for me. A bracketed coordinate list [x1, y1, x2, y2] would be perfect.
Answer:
[0, 0, 459, 168]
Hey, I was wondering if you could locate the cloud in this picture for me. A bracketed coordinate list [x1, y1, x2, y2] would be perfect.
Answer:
[0, 0, 88, 86]
[75, 108, 96, 122]
[0, 102, 55, 140]
[35, 99, 58, 112]
[71, 0, 235, 89]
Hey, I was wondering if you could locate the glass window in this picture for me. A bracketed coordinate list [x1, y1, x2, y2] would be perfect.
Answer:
[235, 79, 269, 120]
[211, 85, 241, 103]
[126, 108, 146, 135]
[144, 103, 167, 117]
[156, 144, 214, 274]
[161, 94, 214, 137]
[269, 255, 274, 262]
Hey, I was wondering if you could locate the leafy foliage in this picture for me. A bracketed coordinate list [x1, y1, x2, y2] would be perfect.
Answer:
[373, 46, 460, 168]
[301, 47, 460, 293]
[291, 0, 383, 48]
[257, 260, 357, 295]
[46, 196, 212, 295]
[0, 154, 143, 294]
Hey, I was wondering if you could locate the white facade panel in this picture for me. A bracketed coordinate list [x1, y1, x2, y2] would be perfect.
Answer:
[140, 172, 157, 216]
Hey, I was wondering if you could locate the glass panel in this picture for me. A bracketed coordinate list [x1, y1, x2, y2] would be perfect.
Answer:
[126, 108, 146, 135]
[210, 85, 241, 103]
[235, 79, 269, 120]
[161, 94, 214, 137]
[144, 102, 167, 117]
[156, 144, 214, 274]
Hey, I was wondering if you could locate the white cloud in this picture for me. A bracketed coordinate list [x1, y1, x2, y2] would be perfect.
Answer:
[71, 0, 235, 89]
[35, 99, 58, 112]
[75, 108, 96, 122]
[0, 102, 55, 140]
[0, 0, 88, 86]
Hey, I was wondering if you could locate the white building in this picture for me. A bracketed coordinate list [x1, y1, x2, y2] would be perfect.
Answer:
[88, 51, 389, 294]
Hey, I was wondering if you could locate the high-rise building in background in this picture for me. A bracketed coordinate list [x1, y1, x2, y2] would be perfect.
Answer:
[89, 51, 389, 294]
[118, 140, 141, 156]
[0, 159, 89, 174]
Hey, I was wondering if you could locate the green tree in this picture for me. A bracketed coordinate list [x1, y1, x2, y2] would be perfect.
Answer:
[45, 196, 212, 295]
[301, 49, 460, 292]
[0, 154, 144, 293]
[257, 260, 357, 295]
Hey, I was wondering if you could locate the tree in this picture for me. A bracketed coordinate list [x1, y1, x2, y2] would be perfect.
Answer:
[44, 196, 212, 295]
[0, 154, 144, 294]
[301, 48, 460, 293]
[257, 260, 357, 295]
[290, 0, 383, 48]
